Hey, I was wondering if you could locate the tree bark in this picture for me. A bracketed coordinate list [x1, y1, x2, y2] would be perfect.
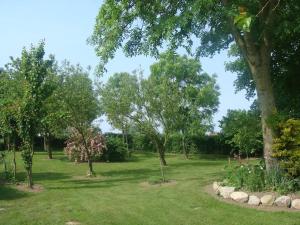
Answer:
[154, 139, 167, 166]
[248, 60, 277, 171]
[44, 134, 52, 159]
[27, 166, 33, 189]
[181, 133, 189, 159]
[87, 158, 94, 176]
[12, 136, 17, 180]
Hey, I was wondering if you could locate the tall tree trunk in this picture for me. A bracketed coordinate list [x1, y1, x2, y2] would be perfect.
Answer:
[44, 134, 52, 159]
[249, 61, 277, 171]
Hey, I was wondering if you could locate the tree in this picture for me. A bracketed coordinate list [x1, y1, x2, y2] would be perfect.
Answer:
[99, 72, 138, 154]
[65, 127, 106, 168]
[90, 0, 297, 170]
[0, 68, 21, 180]
[58, 62, 101, 176]
[149, 51, 219, 158]
[39, 61, 65, 159]
[220, 107, 263, 159]
[17, 42, 55, 188]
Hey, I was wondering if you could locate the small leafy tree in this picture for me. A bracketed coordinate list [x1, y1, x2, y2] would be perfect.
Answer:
[99, 72, 138, 155]
[17, 42, 55, 188]
[58, 62, 101, 176]
[65, 127, 106, 175]
[220, 108, 263, 159]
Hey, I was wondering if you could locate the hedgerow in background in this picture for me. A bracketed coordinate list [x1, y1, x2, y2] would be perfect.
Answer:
[272, 119, 300, 177]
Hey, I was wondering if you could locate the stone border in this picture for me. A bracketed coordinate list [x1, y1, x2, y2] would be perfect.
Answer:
[211, 182, 300, 211]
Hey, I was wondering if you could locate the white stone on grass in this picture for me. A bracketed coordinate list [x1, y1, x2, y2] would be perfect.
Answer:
[274, 196, 291, 208]
[261, 195, 275, 206]
[291, 199, 300, 209]
[213, 182, 221, 194]
[248, 195, 261, 206]
[219, 186, 235, 199]
[230, 191, 249, 203]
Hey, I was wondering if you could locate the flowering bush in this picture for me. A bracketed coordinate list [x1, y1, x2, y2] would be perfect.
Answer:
[64, 127, 106, 162]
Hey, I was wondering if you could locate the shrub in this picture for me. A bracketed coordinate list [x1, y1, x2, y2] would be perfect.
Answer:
[265, 164, 299, 194]
[272, 119, 300, 177]
[225, 163, 265, 191]
[225, 162, 299, 194]
[101, 135, 127, 162]
[64, 128, 106, 162]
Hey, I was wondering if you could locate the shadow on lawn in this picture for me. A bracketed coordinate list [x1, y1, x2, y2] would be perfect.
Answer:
[0, 185, 29, 200]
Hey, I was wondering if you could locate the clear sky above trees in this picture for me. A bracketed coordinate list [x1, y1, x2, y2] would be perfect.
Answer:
[0, 0, 252, 132]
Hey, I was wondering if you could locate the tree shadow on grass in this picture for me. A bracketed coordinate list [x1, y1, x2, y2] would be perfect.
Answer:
[169, 159, 225, 169]
[33, 172, 71, 182]
[0, 185, 29, 200]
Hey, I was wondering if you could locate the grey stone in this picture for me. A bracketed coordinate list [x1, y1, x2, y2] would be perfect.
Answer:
[248, 195, 261, 206]
[274, 196, 291, 208]
[230, 191, 249, 203]
[291, 199, 300, 209]
[219, 186, 235, 199]
[261, 195, 275, 206]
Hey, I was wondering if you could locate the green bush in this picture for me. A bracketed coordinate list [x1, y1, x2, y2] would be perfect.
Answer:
[272, 119, 300, 177]
[264, 164, 299, 194]
[225, 163, 265, 191]
[101, 135, 127, 162]
[225, 162, 299, 194]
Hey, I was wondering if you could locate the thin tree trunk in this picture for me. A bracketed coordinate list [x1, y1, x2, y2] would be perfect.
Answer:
[6, 135, 10, 151]
[44, 134, 52, 159]
[27, 166, 33, 188]
[182, 134, 188, 159]
[12, 136, 16, 181]
[87, 158, 94, 176]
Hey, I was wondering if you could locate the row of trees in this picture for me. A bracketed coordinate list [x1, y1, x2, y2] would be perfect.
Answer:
[0, 42, 100, 187]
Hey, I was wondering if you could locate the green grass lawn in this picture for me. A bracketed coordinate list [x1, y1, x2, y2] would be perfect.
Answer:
[1, 152, 300, 225]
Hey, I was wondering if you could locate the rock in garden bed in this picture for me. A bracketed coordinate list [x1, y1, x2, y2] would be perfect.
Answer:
[230, 191, 249, 203]
[219, 186, 235, 199]
[210, 181, 300, 211]
[292, 199, 300, 209]
[261, 195, 275, 206]
[248, 195, 260, 206]
[274, 196, 291, 208]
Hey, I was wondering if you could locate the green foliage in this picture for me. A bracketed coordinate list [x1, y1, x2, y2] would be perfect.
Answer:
[264, 164, 299, 194]
[225, 162, 299, 194]
[220, 108, 263, 157]
[225, 163, 265, 192]
[102, 134, 127, 162]
[272, 119, 300, 177]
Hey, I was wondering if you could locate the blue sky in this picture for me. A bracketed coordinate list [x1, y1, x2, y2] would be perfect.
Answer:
[0, 0, 253, 132]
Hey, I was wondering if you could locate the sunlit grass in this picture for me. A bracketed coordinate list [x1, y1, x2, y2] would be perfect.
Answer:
[0, 151, 299, 225]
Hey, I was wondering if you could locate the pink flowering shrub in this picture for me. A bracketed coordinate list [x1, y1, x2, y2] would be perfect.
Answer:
[64, 127, 106, 162]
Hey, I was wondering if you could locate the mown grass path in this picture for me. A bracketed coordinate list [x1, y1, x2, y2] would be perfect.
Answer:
[1, 152, 300, 225]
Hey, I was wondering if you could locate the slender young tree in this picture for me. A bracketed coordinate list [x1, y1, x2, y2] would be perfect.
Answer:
[58, 62, 101, 176]
[17, 42, 55, 188]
